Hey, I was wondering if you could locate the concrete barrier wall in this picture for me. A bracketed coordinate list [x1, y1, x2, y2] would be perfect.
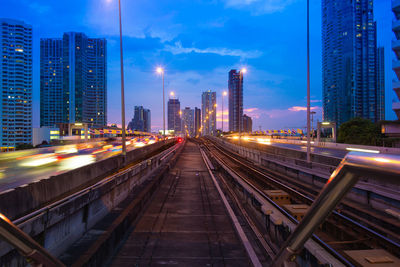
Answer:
[0, 139, 174, 221]
[210, 137, 400, 212]
[255, 137, 400, 155]
[0, 140, 179, 267]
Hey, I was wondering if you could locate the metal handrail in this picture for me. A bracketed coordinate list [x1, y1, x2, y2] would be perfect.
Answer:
[0, 213, 65, 267]
[271, 151, 400, 266]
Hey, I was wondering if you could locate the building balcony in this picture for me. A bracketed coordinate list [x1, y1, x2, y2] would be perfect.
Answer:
[393, 0, 400, 13]
[393, 60, 400, 75]
[394, 83, 400, 99]
[393, 80, 400, 90]
[393, 101, 400, 110]
[393, 19, 400, 32]
[393, 39, 400, 53]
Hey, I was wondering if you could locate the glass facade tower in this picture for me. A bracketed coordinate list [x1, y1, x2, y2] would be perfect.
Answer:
[202, 90, 216, 136]
[182, 107, 195, 137]
[168, 98, 181, 134]
[228, 69, 243, 132]
[322, 0, 382, 125]
[0, 19, 32, 150]
[40, 32, 106, 127]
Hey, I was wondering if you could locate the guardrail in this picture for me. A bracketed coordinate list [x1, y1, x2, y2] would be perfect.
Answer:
[272, 152, 400, 266]
[0, 141, 181, 266]
[223, 135, 400, 155]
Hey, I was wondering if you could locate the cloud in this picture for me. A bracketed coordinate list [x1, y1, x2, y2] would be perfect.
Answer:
[223, 0, 298, 14]
[29, 2, 51, 14]
[241, 106, 323, 129]
[164, 41, 262, 59]
[244, 108, 258, 113]
[288, 106, 319, 112]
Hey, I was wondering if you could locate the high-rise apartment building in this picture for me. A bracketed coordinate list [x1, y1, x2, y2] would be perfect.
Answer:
[40, 32, 107, 127]
[243, 114, 252, 133]
[392, 2, 400, 119]
[0, 19, 32, 150]
[202, 91, 216, 136]
[228, 69, 244, 132]
[182, 107, 195, 137]
[322, 0, 382, 125]
[168, 98, 181, 134]
[194, 107, 201, 137]
[127, 106, 151, 132]
[40, 39, 63, 127]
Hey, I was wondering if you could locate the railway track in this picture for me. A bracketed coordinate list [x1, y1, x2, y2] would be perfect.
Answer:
[202, 137, 400, 265]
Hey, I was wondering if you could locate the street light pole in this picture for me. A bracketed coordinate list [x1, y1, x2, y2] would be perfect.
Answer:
[162, 70, 165, 137]
[306, 0, 311, 163]
[118, 0, 126, 156]
[157, 67, 165, 137]
[222, 92, 225, 132]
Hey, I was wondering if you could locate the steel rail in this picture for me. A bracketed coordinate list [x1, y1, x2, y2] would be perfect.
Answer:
[210, 139, 400, 252]
[199, 148, 263, 267]
[202, 140, 353, 266]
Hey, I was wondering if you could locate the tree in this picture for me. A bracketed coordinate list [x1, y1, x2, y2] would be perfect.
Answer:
[16, 143, 34, 151]
[337, 117, 381, 146]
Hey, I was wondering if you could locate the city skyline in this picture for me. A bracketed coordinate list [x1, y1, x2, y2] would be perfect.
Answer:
[0, 0, 394, 132]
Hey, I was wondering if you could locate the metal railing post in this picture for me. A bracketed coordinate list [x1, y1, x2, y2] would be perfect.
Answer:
[271, 152, 400, 266]
[0, 213, 65, 267]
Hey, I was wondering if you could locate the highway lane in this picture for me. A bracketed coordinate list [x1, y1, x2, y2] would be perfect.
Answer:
[0, 136, 160, 193]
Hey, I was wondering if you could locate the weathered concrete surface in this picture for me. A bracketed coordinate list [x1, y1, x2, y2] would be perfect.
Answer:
[0, 139, 174, 221]
[0, 140, 176, 267]
[211, 137, 400, 213]
[111, 141, 250, 266]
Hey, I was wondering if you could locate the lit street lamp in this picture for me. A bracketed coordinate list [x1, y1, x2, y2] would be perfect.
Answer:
[118, 0, 126, 156]
[157, 67, 165, 137]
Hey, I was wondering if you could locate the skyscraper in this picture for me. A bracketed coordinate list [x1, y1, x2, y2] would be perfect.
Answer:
[40, 39, 63, 127]
[127, 106, 151, 132]
[143, 108, 151, 133]
[322, 0, 382, 125]
[194, 107, 201, 137]
[243, 114, 252, 133]
[182, 107, 195, 137]
[202, 91, 216, 136]
[392, 1, 400, 119]
[228, 69, 244, 132]
[0, 19, 32, 150]
[40, 32, 107, 127]
[168, 98, 181, 134]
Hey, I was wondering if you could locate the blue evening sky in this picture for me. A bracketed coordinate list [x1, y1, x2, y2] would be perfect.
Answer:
[0, 0, 394, 131]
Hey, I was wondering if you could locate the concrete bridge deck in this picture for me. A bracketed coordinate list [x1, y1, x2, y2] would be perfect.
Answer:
[110, 141, 250, 266]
